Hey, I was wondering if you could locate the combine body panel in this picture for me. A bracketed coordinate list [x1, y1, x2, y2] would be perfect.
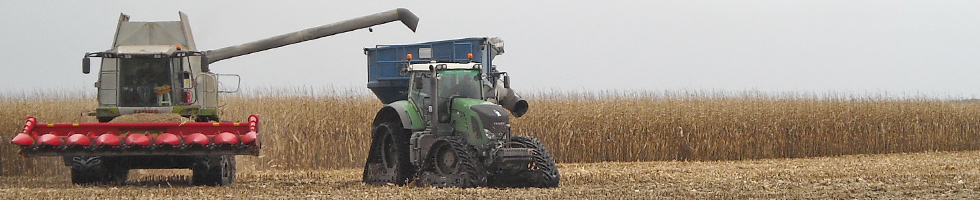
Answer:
[362, 38, 557, 188]
[14, 8, 419, 186]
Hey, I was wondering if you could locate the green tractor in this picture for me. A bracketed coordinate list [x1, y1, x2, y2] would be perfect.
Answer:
[362, 38, 559, 188]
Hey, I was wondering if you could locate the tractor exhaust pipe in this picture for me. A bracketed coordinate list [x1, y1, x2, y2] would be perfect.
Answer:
[429, 64, 442, 133]
[204, 8, 419, 64]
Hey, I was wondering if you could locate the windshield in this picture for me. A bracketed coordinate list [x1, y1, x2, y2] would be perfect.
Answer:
[439, 70, 483, 100]
[118, 58, 173, 107]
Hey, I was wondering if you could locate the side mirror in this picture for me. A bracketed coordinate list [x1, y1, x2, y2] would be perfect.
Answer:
[216, 74, 241, 93]
[413, 77, 423, 90]
[200, 56, 210, 72]
[398, 63, 410, 76]
[503, 75, 511, 89]
[82, 57, 91, 74]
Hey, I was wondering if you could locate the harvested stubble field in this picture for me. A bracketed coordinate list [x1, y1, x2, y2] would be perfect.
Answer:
[0, 151, 978, 199]
[2, 90, 980, 198]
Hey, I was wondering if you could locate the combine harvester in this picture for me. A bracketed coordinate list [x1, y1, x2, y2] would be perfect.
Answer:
[362, 38, 560, 188]
[10, 9, 419, 185]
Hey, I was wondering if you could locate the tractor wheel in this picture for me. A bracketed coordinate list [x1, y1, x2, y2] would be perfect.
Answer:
[490, 136, 560, 188]
[192, 155, 236, 186]
[416, 137, 488, 188]
[362, 122, 415, 185]
[69, 156, 128, 185]
[105, 160, 130, 185]
[70, 156, 106, 185]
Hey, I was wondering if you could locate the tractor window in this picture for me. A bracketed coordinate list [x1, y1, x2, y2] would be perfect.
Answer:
[409, 73, 432, 119]
[409, 73, 430, 99]
[439, 71, 483, 100]
[118, 58, 173, 107]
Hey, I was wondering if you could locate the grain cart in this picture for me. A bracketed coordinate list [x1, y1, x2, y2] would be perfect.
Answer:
[362, 37, 560, 188]
[10, 9, 419, 185]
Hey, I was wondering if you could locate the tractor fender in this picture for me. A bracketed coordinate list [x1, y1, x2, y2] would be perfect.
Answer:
[373, 101, 423, 130]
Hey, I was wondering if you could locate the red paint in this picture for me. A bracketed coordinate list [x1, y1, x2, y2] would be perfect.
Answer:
[125, 133, 150, 146]
[23, 117, 36, 133]
[67, 134, 91, 146]
[17, 115, 262, 149]
[37, 134, 62, 146]
[134, 109, 159, 114]
[185, 133, 210, 145]
[214, 132, 240, 145]
[248, 115, 259, 132]
[16, 116, 259, 137]
[155, 133, 180, 146]
[241, 131, 258, 145]
[11, 133, 34, 146]
[96, 134, 121, 146]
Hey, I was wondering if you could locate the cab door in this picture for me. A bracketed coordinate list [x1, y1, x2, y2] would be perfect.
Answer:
[98, 58, 118, 106]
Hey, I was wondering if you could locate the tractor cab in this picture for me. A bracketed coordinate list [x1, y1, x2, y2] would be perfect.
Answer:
[407, 62, 486, 123]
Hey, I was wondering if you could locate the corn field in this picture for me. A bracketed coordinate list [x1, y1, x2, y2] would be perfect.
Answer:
[2, 89, 980, 176]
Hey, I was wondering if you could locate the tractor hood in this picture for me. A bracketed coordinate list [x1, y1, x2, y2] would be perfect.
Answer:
[451, 98, 510, 141]
[470, 104, 510, 135]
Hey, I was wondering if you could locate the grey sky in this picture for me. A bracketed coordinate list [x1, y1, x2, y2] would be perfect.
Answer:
[2, 1, 979, 98]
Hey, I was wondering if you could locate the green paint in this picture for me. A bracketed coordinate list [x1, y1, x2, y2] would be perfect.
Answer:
[197, 108, 217, 116]
[390, 100, 425, 130]
[451, 98, 496, 146]
[94, 107, 120, 117]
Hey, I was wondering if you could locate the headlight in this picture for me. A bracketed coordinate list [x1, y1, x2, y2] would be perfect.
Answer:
[484, 129, 494, 139]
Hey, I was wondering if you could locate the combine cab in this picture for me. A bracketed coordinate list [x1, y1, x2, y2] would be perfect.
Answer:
[11, 9, 419, 185]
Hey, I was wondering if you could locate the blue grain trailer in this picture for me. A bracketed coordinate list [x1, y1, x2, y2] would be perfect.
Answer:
[365, 37, 504, 103]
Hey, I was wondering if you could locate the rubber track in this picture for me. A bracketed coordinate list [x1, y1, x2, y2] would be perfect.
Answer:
[416, 136, 488, 188]
[362, 122, 415, 185]
[490, 136, 561, 188]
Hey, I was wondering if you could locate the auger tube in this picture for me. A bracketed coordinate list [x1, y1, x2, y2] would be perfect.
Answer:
[497, 86, 528, 118]
[204, 8, 419, 64]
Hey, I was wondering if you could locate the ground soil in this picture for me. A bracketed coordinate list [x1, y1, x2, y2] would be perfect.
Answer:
[1, 151, 978, 199]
